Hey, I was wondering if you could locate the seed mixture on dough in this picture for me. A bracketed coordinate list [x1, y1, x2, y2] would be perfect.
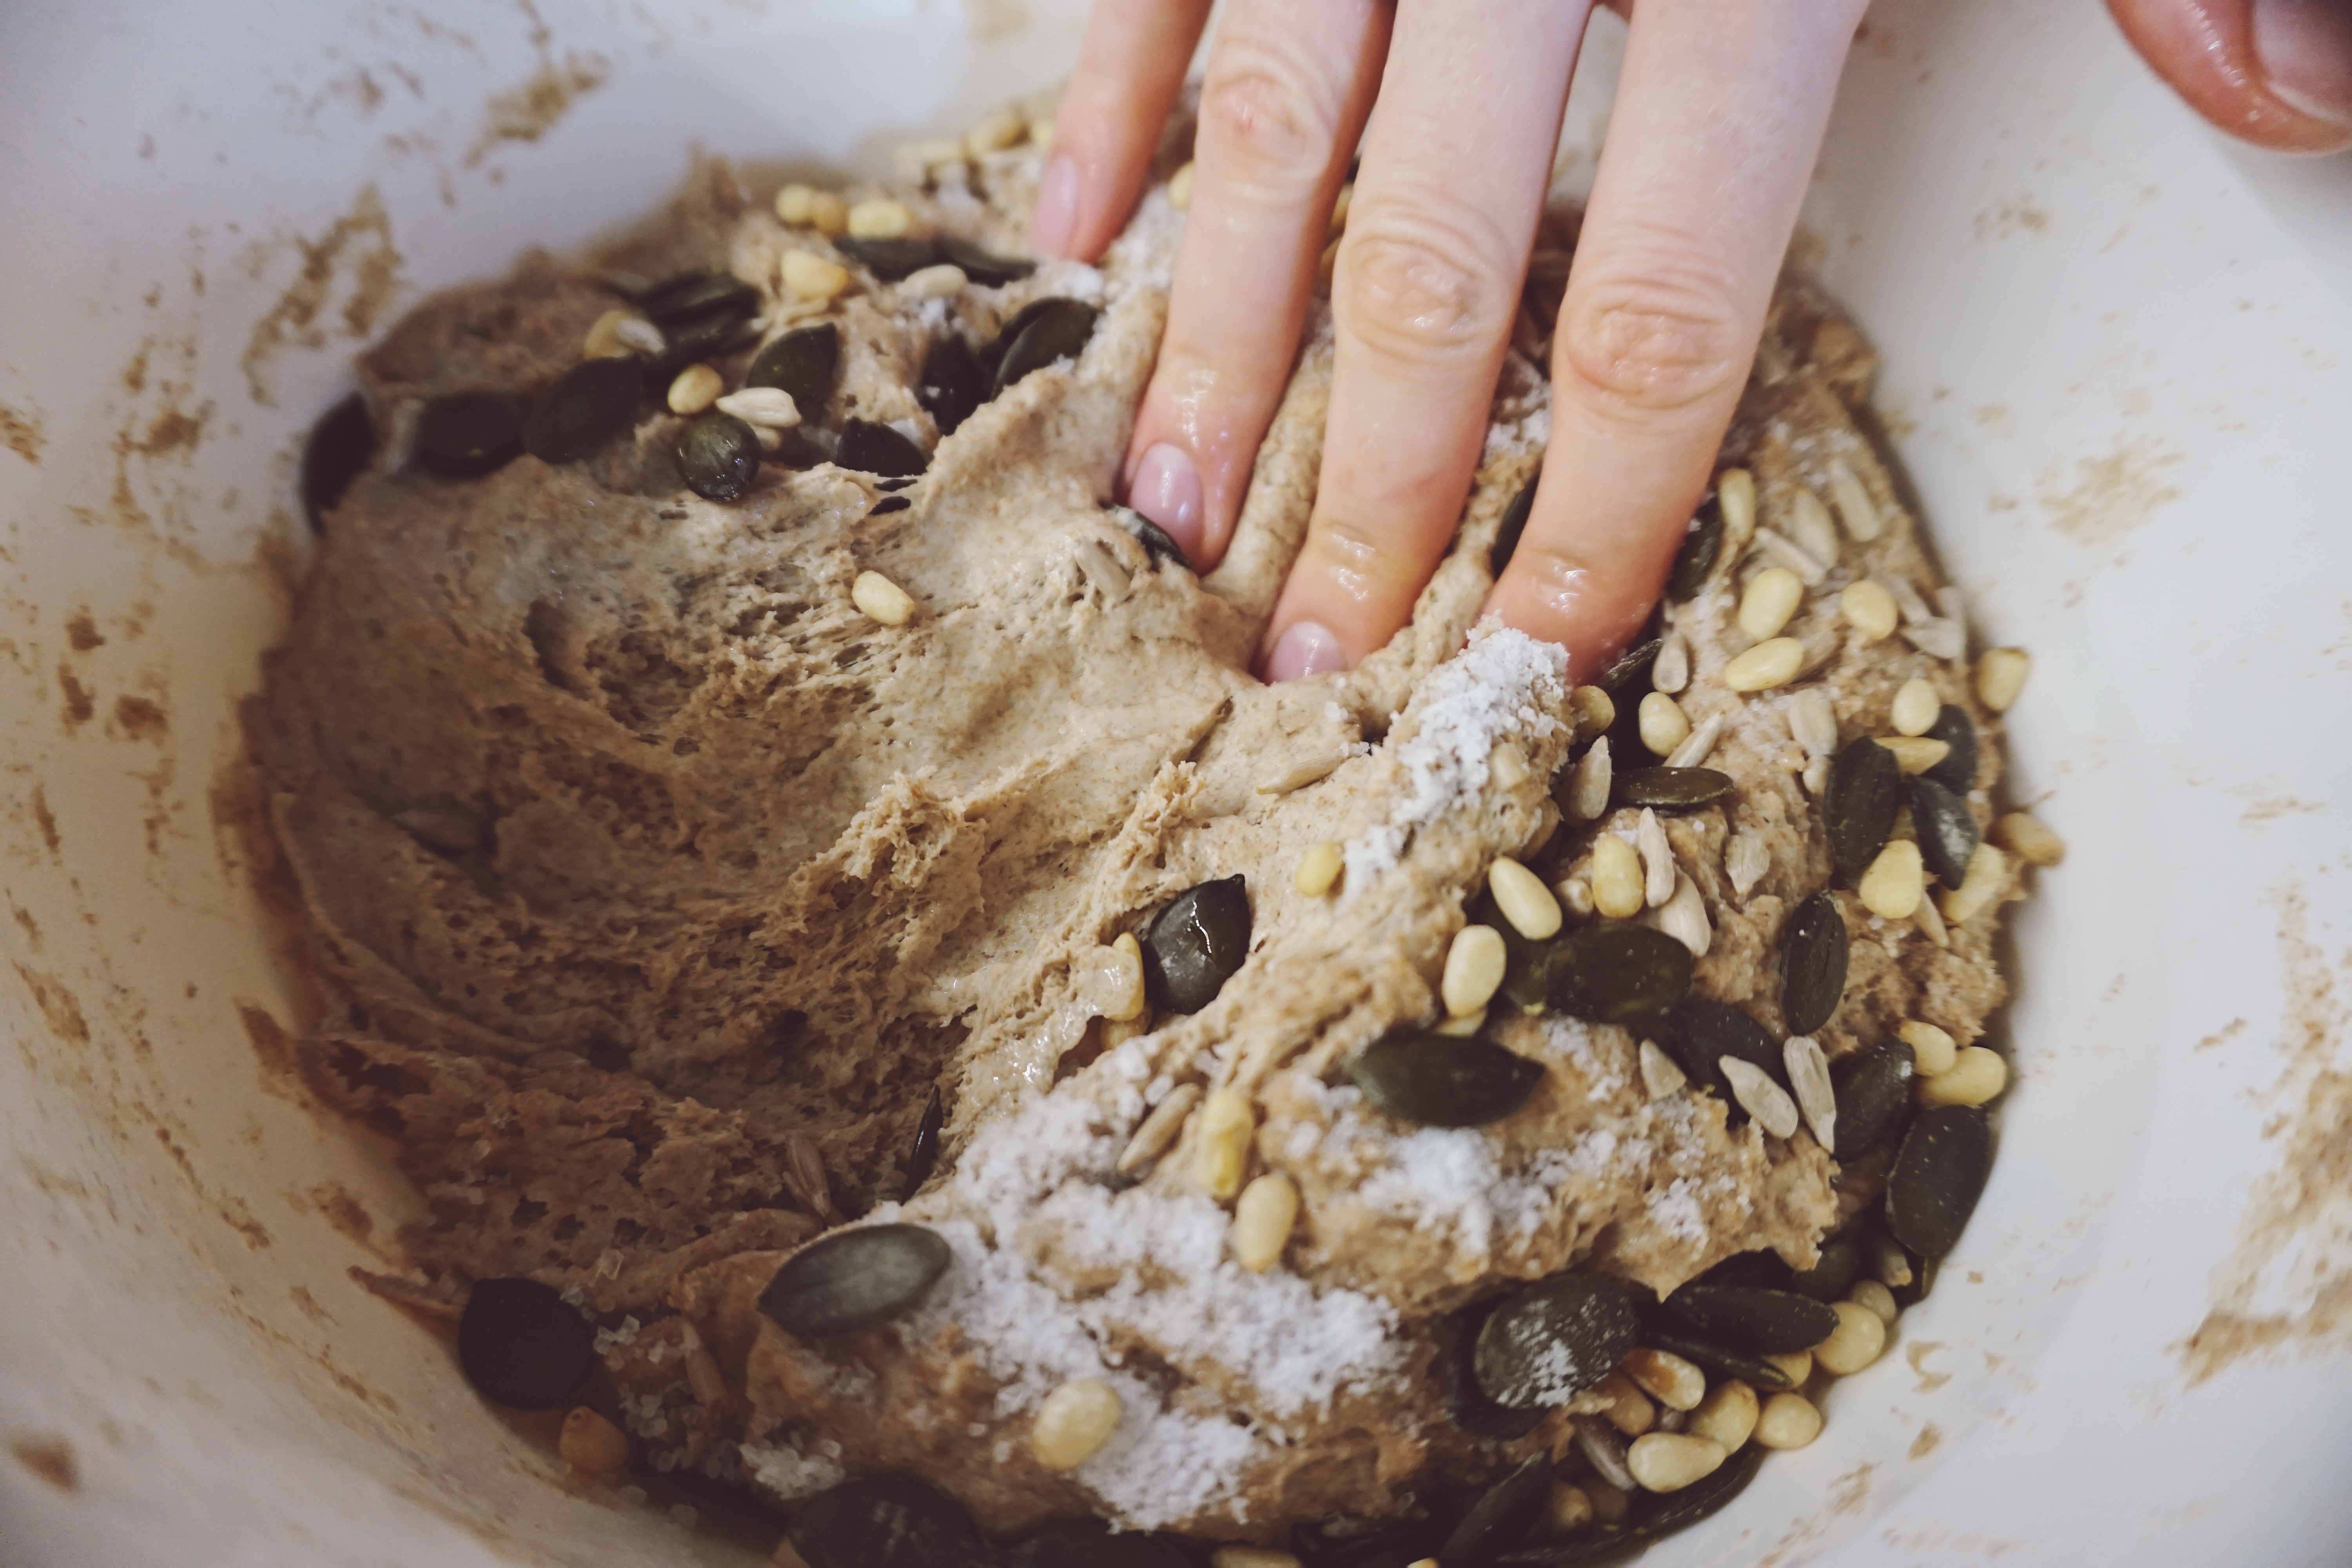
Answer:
[260, 90, 2051, 1561]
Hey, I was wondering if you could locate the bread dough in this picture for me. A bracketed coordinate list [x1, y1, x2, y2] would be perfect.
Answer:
[252, 124, 2016, 1539]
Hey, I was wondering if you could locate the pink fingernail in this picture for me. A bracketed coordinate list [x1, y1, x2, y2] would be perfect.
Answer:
[1265, 620, 1350, 684]
[1032, 153, 1081, 258]
[1126, 442, 1205, 564]
[2254, 0, 2352, 129]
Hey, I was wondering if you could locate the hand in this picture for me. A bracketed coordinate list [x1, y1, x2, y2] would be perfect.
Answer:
[1038, 0, 2352, 687]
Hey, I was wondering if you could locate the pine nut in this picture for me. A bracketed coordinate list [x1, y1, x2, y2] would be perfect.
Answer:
[1848, 1279, 1898, 1325]
[1788, 689, 1838, 758]
[1651, 633, 1690, 694]
[1636, 809, 1675, 908]
[1488, 857, 1563, 939]
[1294, 842, 1344, 897]
[851, 570, 916, 626]
[1569, 685, 1616, 740]
[1168, 162, 1195, 210]
[1638, 1039, 1687, 1100]
[1102, 933, 1146, 1021]
[1840, 580, 1900, 643]
[1899, 1020, 1958, 1076]
[782, 250, 851, 301]
[685, 1339, 727, 1406]
[583, 309, 642, 360]
[1665, 713, 1724, 769]
[1813, 1299, 1887, 1375]
[1626, 1432, 1726, 1494]
[1595, 1371, 1656, 1437]
[1442, 925, 1508, 1016]
[1858, 838, 1926, 920]
[1827, 457, 1884, 542]
[1738, 567, 1805, 640]
[1432, 1007, 1486, 1037]
[1802, 755, 1831, 795]
[1725, 831, 1770, 898]
[807, 191, 848, 236]
[1196, 1088, 1254, 1200]
[902, 263, 968, 299]
[666, 363, 723, 416]
[1590, 835, 1644, 920]
[1622, 1348, 1706, 1411]
[716, 388, 803, 429]
[965, 105, 1028, 156]
[1688, 1379, 1758, 1452]
[1638, 691, 1691, 756]
[1939, 842, 2011, 925]
[1784, 1034, 1836, 1149]
[1584, 1475, 1630, 1525]
[1754, 1392, 1823, 1450]
[1875, 736, 1950, 775]
[559, 1406, 631, 1475]
[1724, 637, 1806, 693]
[1717, 468, 1757, 559]
[1789, 487, 1841, 567]
[1557, 875, 1595, 918]
[847, 198, 915, 240]
[1567, 736, 1612, 821]
[1117, 1083, 1200, 1175]
[1976, 647, 2031, 712]
[1650, 872, 1713, 958]
[1918, 1045, 2007, 1107]
[1720, 1057, 1799, 1139]
[1891, 677, 1940, 737]
[1755, 527, 1829, 586]
[775, 183, 819, 224]
[1545, 1481, 1595, 1533]
[1031, 1378, 1122, 1470]
[1232, 1172, 1299, 1272]
[1763, 1350, 1812, 1386]
[1993, 811, 2065, 866]
[1209, 1551, 1299, 1568]
[1028, 117, 1056, 150]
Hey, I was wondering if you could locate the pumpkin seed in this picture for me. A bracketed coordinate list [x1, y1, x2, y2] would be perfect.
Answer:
[1886, 1105, 1992, 1258]
[1778, 891, 1849, 1036]
[1631, 1326, 1798, 1392]
[837, 236, 944, 281]
[456, 1277, 597, 1410]
[789, 1476, 993, 1568]
[1831, 1038, 1915, 1160]
[903, 1085, 944, 1201]
[1598, 637, 1662, 697]
[938, 235, 1036, 287]
[756, 1223, 953, 1337]
[414, 390, 524, 479]
[836, 418, 930, 478]
[991, 299, 1100, 398]
[1788, 1237, 1865, 1302]
[1614, 766, 1734, 812]
[651, 306, 760, 383]
[918, 334, 984, 436]
[1660, 1284, 1839, 1356]
[1008, 1521, 1187, 1568]
[1824, 737, 1903, 874]
[302, 392, 374, 528]
[1438, 1453, 1552, 1568]
[1665, 493, 1724, 601]
[746, 324, 842, 423]
[1907, 774, 1980, 888]
[1107, 503, 1191, 571]
[677, 412, 761, 501]
[523, 357, 643, 465]
[1350, 1032, 1544, 1128]
[1694, 1249, 1793, 1290]
[1922, 703, 1979, 791]
[1547, 922, 1692, 1025]
[1658, 997, 1783, 1105]
[1444, 1301, 1548, 1439]
[1489, 481, 1534, 575]
[1142, 875, 1250, 1015]
[1321, 1521, 1450, 1568]
[1474, 1273, 1641, 1409]
[869, 495, 912, 517]
[639, 271, 759, 327]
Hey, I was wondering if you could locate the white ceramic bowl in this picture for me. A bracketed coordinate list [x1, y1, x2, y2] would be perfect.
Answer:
[3, 2, 2349, 1563]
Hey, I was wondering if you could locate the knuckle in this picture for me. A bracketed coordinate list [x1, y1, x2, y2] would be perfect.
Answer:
[1197, 47, 1341, 194]
[1337, 207, 1517, 367]
[1555, 267, 1750, 417]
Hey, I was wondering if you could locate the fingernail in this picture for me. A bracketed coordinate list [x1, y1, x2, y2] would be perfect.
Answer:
[1126, 442, 1205, 564]
[2254, 0, 2352, 129]
[1032, 153, 1081, 258]
[1264, 620, 1350, 684]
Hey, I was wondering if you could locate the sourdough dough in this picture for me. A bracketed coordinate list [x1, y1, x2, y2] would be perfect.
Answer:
[252, 120, 2015, 1538]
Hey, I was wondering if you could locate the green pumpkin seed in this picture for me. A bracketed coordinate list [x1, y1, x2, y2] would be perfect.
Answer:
[523, 357, 643, 465]
[1438, 1453, 1552, 1568]
[1660, 1283, 1839, 1355]
[1665, 492, 1724, 601]
[677, 412, 761, 501]
[1778, 891, 1849, 1036]
[1445, 1301, 1548, 1439]
[790, 1476, 993, 1568]
[746, 324, 842, 424]
[1615, 766, 1735, 811]
[1009, 1521, 1188, 1568]
[837, 236, 944, 281]
[980, 298, 1061, 379]
[1598, 636, 1662, 697]
[938, 235, 1036, 287]
[1831, 1038, 1915, 1160]
[756, 1223, 953, 1337]
[1922, 703, 1979, 791]
[1694, 1249, 1793, 1290]
[1103, 503, 1189, 570]
[302, 392, 374, 528]
[456, 1277, 597, 1410]
[1886, 1105, 1991, 1258]
[1825, 736, 1903, 874]
[1908, 773, 1980, 888]
[652, 306, 760, 383]
[902, 1085, 944, 1201]
[1547, 922, 1692, 1025]
[1789, 1236, 1865, 1302]
[1474, 1273, 1640, 1410]
[991, 299, 1100, 398]
[917, 334, 983, 436]
[1143, 875, 1251, 1014]
[639, 270, 758, 327]
[835, 418, 930, 478]
[1630, 1325, 1798, 1392]
[1659, 997, 1785, 1107]
[1488, 480, 1535, 576]
[1350, 1032, 1544, 1129]
[415, 390, 524, 479]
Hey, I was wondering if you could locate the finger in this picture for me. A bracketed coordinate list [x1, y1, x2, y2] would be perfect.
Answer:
[1259, 0, 1594, 681]
[1034, 0, 1218, 260]
[1486, 0, 1868, 685]
[2106, 0, 2352, 153]
[1121, 0, 1393, 570]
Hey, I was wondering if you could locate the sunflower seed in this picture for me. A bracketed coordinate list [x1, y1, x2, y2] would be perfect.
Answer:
[1830, 1037, 1915, 1160]
[302, 392, 374, 527]
[1907, 775, 1980, 887]
[1651, 633, 1690, 694]
[1903, 617, 1966, 661]
[1441, 1455, 1554, 1568]
[1566, 737, 1613, 821]
[746, 323, 842, 422]
[1787, 689, 1838, 759]
[1721, 1057, 1799, 1138]
[1913, 887, 1951, 947]
[1661, 1284, 1840, 1356]
[1116, 1083, 1201, 1176]
[1886, 1105, 1993, 1258]
[1351, 1032, 1544, 1128]
[714, 387, 802, 428]
[1475, 1275, 1641, 1409]
[1615, 766, 1733, 811]
[757, 1224, 953, 1337]
[1824, 736, 1903, 873]
[781, 1130, 836, 1223]
[1490, 480, 1535, 575]
[523, 358, 642, 465]
[1922, 704, 1979, 791]
[992, 299, 1100, 397]
[613, 316, 666, 355]
[1648, 872, 1712, 958]
[677, 413, 762, 501]
[1143, 876, 1251, 1014]
[1548, 922, 1693, 1024]
[1637, 1040, 1687, 1100]
[1802, 756, 1830, 795]
[836, 419, 929, 478]
[1725, 831, 1770, 899]
[1826, 457, 1884, 542]
[1788, 487, 1841, 567]
[1637, 809, 1675, 909]
[1754, 526, 1828, 586]
[1666, 497, 1724, 601]
[791, 1475, 993, 1568]
[457, 1278, 596, 1410]
[1888, 575, 1936, 624]
[1783, 1034, 1836, 1148]
[414, 390, 524, 479]
[1779, 891, 1849, 1036]
[1664, 714, 1724, 769]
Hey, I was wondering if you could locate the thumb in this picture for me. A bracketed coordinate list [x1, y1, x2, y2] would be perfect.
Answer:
[2106, 0, 2352, 152]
